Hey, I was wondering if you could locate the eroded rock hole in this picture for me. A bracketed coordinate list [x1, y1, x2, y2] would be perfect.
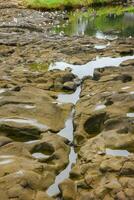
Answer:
[84, 112, 108, 135]
[31, 142, 55, 155]
[105, 98, 114, 106]
[114, 74, 132, 83]
[0, 125, 41, 142]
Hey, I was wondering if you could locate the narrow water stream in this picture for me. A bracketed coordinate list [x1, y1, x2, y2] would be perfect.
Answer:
[57, 86, 81, 105]
[47, 147, 77, 196]
[47, 54, 134, 197]
[58, 109, 74, 142]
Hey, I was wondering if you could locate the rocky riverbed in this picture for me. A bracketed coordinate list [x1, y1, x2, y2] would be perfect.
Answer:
[0, 0, 134, 200]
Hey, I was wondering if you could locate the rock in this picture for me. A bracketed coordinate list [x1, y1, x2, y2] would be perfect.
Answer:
[116, 46, 133, 55]
[0, 86, 72, 135]
[116, 191, 126, 200]
[76, 179, 88, 189]
[70, 165, 81, 179]
[124, 188, 134, 199]
[100, 159, 122, 172]
[93, 70, 101, 81]
[0, 133, 70, 199]
[105, 179, 121, 190]
[35, 192, 54, 200]
[120, 162, 134, 176]
[103, 194, 114, 200]
[59, 179, 77, 200]
[0, 136, 12, 147]
[84, 111, 107, 135]
[63, 81, 77, 91]
[121, 59, 134, 66]
[54, 81, 63, 90]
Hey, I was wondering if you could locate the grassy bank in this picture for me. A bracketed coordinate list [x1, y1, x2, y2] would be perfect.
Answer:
[81, 5, 134, 16]
[23, 0, 113, 9]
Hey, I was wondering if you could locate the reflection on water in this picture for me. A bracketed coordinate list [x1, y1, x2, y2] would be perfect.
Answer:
[127, 113, 134, 118]
[58, 110, 74, 141]
[47, 147, 77, 196]
[49, 55, 134, 79]
[106, 148, 130, 157]
[94, 43, 110, 49]
[52, 10, 134, 38]
[57, 86, 81, 104]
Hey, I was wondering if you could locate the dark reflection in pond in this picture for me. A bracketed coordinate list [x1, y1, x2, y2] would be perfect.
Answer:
[52, 8, 134, 38]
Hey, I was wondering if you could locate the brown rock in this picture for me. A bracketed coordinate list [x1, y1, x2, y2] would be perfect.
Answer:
[59, 179, 77, 200]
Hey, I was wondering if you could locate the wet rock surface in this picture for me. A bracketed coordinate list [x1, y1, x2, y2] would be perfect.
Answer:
[0, 1, 134, 200]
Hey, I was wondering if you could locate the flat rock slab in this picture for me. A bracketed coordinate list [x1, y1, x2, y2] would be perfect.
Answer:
[0, 86, 72, 135]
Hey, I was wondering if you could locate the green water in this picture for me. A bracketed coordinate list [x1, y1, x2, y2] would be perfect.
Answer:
[52, 7, 134, 38]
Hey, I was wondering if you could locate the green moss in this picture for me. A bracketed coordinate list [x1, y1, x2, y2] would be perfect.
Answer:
[29, 63, 49, 72]
[96, 5, 134, 15]
[23, 0, 104, 9]
[23, 0, 134, 10]
[69, 6, 134, 18]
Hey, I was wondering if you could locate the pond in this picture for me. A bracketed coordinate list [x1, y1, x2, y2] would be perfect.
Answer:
[51, 7, 134, 38]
